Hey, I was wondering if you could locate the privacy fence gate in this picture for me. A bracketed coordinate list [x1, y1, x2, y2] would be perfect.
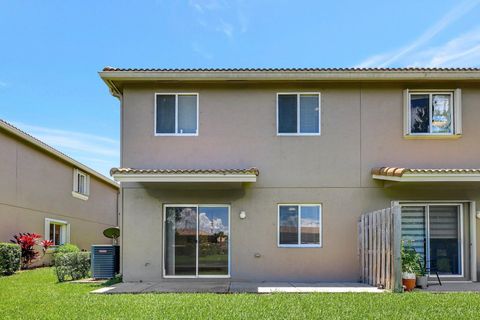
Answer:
[358, 205, 403, 292]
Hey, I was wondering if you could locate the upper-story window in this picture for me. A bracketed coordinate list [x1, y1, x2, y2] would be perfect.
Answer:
[155, 93, 198, 136]
[72, 168, 89, 200]
[404, 89, 462, 138]
[277, 93, 321, 135]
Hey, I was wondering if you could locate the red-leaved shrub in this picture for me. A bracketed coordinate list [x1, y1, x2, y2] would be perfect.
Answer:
[10, 233, 42, 269]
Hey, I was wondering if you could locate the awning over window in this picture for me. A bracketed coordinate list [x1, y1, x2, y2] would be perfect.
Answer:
[110, 167, 259, 183]
[372, 167, 480, 182]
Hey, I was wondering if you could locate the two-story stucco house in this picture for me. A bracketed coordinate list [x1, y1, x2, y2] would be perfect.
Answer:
[0, 119, 119, 262]
[101, 67, 480, 284]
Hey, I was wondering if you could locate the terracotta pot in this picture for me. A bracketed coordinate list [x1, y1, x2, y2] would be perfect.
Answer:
[402, 278, 416, 291]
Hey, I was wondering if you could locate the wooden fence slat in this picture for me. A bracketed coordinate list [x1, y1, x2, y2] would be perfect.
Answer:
[385, 208, 391, 290]
[359, 206, 400, 291]
[392, 205, 403, 292]
[376, 211, 381, 286]
[358, 219, 362, 282]
[380, 209, 385, 287]
[359, 215, 365, 282]
[372, 211, 377, 286]
[363, 214, 368, 283]
[368, 212, 373, 286]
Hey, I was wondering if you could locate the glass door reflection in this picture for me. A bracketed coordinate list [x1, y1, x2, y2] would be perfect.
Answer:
[164, 205, 229, 277]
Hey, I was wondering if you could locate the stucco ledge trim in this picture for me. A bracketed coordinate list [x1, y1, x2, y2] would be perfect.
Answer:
[111, 174, 258, 183]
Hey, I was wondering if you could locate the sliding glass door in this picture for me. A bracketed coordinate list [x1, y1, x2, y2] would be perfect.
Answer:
[164, 205, 230, 277]
[401, 204, 463, 276]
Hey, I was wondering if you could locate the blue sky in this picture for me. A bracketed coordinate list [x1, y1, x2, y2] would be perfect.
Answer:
[1, 0, 480, 177]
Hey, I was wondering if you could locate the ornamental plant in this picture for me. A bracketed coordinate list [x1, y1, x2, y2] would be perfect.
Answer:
[10, 233, 52, 269]
[401, 240, 422, 275]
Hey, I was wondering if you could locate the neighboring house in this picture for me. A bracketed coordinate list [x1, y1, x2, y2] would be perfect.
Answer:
[0, 119, 119, 262]
[101, 67, 480, 284]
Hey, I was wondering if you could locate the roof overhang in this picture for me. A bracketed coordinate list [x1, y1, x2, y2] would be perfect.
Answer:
[99, 67, 480, 96]
[110, 168, 259, 183]
[372, 167, 480, 182]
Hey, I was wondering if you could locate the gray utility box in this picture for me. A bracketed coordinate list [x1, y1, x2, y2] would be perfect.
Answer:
[91, 245, 120, 279]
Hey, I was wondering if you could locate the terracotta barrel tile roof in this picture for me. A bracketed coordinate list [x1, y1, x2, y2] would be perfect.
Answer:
[372, 167, 480, 177]
[110, 167, 260, 176]
[103, 67, 480, 72]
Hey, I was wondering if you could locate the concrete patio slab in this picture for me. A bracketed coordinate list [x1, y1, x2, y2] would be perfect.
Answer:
[229, 282, 294, 293]
[92, 281, 385, 294]
[422, 282, 480, 292]
[143, 281, 229, 293]
[91, 282, 157, 294]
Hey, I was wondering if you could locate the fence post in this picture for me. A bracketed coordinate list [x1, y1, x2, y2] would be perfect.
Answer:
[392, 205, 403, 293]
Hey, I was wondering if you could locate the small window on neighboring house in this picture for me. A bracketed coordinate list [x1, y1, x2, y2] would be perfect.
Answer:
[404, 89, 462, 138]
[72, 169, 89, 200]
[45, 218, 69, 246]
[278, 204, 322, 247]
[277, 93, 321, 135]
[155, 93, 198, 135]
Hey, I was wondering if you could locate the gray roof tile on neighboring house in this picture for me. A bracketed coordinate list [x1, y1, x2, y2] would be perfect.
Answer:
[0, 119, 118, 188]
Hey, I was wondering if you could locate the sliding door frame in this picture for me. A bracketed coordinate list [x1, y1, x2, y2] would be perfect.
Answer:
[398, 201, 465, 278]
[162, 204, 231, 279]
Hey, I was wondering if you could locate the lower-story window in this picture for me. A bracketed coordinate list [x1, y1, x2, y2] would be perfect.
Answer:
[164, 205, 230, 277]
[401, 203, 464, 277]
[278, 204, 322, 247]
[45, 218, 69, 246]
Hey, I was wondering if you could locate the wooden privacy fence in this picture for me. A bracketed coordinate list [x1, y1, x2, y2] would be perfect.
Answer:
[358, 205, 403, 292]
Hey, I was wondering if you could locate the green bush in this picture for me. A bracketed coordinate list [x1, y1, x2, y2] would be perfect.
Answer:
[0, 243, 21, 275]
[50, 244, 80, 267]
[53, 244, 80, 256]
[54, 252, 90, 282]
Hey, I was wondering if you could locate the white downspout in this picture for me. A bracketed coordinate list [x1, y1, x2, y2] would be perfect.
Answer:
[470, 201, 477, 281]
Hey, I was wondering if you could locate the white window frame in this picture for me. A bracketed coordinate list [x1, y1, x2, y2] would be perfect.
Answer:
[162, 204, 231, 279]
[277, 204, 322, 248]
[404, 89, 462, 138]
[72, 168, 89, 200]
[44, 218, 70, 247]
[276, 92, 321, 136]
[154, 93, 199, 136]
[398, 201, 464, 278]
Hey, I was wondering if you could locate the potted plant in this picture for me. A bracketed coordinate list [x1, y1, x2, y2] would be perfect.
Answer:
[401, 241, 419, 291]
[416, 260, 428, 289]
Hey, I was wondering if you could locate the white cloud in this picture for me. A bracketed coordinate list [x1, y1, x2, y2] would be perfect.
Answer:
[217, 20, 234, 39]
[199, 212, 228, 233]
[357, 0, 480, 67]
[192, 42, 214, 60]
[188, 0, 248, 40]
[411, 27, 480, 67]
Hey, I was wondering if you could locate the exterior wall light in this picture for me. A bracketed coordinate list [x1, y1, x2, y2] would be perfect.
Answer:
[239, 211, 247, 219]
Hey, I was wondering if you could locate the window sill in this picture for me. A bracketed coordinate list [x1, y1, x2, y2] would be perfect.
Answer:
[72, 191, 89, 201]
[277, 133, 321, 137]
[278, 244, 322, 248]
[154, 133, 198, 137]
[404, 134, 462, 140]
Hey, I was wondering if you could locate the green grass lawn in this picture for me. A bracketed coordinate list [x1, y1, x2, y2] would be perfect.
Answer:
[1, 268, 480, 320]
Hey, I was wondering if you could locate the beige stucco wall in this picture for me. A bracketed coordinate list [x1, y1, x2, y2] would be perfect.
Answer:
[120, 81, 480, 282]
[0, 129, 119, 263]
